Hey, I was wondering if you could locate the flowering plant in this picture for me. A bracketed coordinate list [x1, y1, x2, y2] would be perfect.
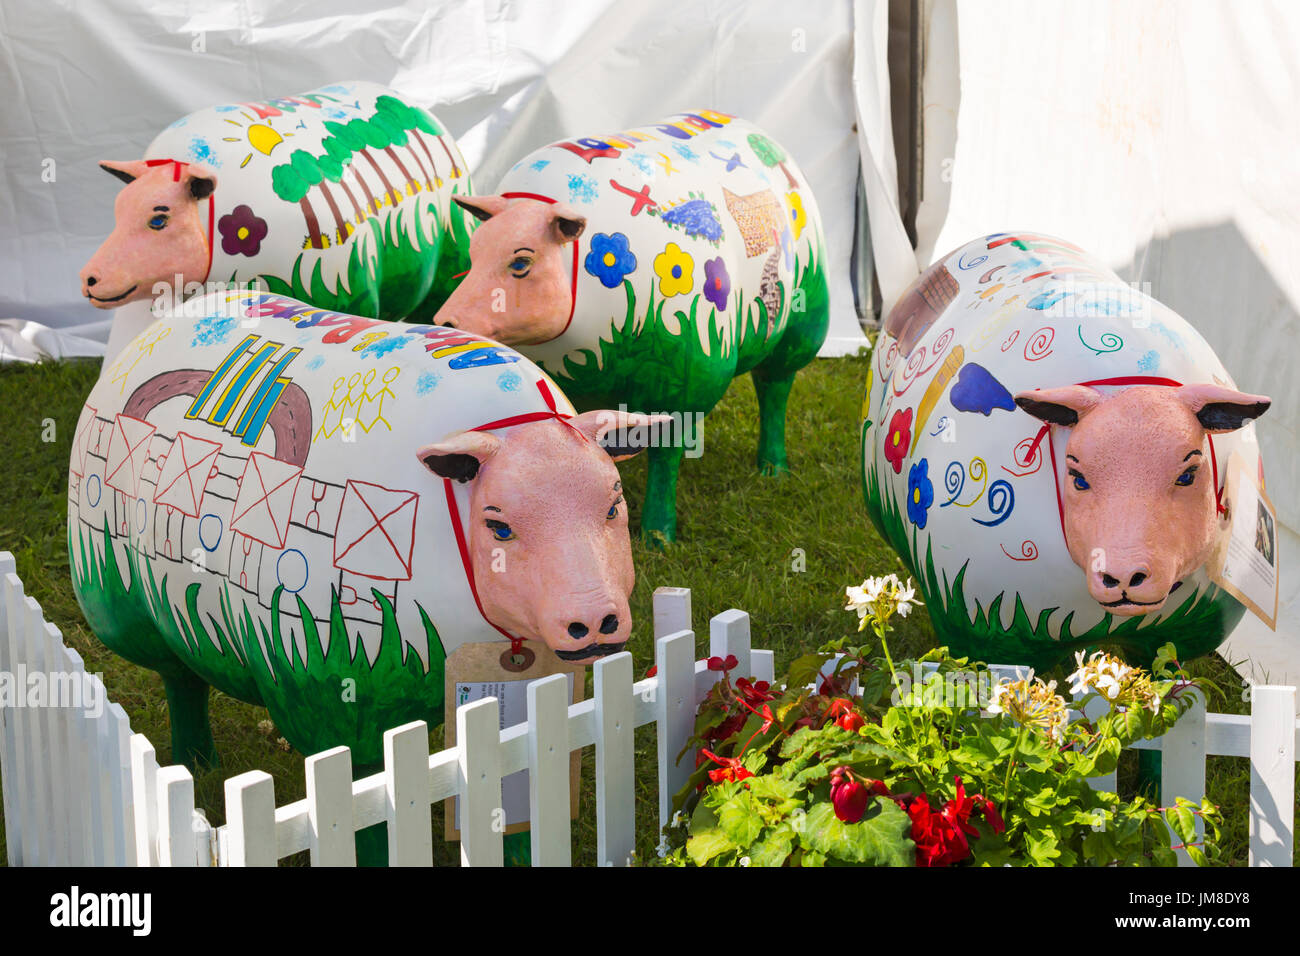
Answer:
[653, 575, 1222, 867]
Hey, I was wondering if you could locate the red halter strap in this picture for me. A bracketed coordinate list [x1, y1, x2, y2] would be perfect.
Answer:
[441, 378, 584, 654]
[1023, 375, 1226, 552]
[145, 158, 215, 284]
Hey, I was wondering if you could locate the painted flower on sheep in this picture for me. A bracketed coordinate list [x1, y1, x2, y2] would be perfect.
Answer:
[654, 242, 694, 298]
[584, 232, 637, 288]
[907, 458, 934, 528]
[703, 256, 731, 311]
[218, 205, 268, 257]
[787, 191, 806, 241]
[884, 408, 913, 473]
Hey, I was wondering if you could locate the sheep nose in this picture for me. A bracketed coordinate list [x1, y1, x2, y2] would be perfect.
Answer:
[85, 275, 98, 287]
[599, 614, 619, 635]
[1097, 567, 1150, 591]
[567, 622, 589, 639]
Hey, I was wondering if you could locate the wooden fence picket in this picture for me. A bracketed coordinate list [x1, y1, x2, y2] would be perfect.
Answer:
[1, 569, 28, 865]
[594, 652, 634, 866]
[527, 674, 572, 866]
[655, 630, 696, 832]
[223, 770, 277, 866]
[107, 702, 136, 865]
[1161, 688, 1207, 866]
[22, 596, 54, 864]
[1249, 685, 1296, 867]
[458, 697, 504, 867]
[305, 746, 356, 866]
[155, 765, 196, 866]
[130, 733, 159, 867]
[384, 721, 432, 867]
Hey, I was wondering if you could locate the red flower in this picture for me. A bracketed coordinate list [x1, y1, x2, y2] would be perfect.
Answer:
[824, 698, 854, 720]
[645, 665, 658, 678]
[908, 797, 971, 866]
[884, 408, 914, 474]
[707, 654, 739, 673]
[736, 678, 775, 705]
[700, 748, 753, 784]
[836, 712, 865, 733]
[830, 767, 869, 823]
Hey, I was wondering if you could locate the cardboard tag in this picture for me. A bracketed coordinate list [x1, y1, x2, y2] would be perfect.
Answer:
[1208, 452, 1279, 629]
[443, 641, 585, 840]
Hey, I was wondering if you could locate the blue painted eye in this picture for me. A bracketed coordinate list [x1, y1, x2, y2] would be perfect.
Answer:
[607, 504, 618, 520]
[486, 519, 515, 541]
[1175, 469, 1196, 487]
[508, 257, 531, 277]
[148, 214, 168, 230]
[1070, 471, 1090, 491]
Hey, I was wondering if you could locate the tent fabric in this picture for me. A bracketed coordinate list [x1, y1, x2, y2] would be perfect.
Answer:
[0, 0, 882, 359]
[912, 0, 1300, 680]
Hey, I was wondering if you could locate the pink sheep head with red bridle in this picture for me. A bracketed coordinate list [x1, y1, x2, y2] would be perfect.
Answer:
[1014, 383, 1269, 616]
[416, 409, 667, 662]
[80, 160, 217, 308]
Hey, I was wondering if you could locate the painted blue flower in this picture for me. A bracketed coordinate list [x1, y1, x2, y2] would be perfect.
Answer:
[584, 232, 637, 288]
[907, 458, 934, 528]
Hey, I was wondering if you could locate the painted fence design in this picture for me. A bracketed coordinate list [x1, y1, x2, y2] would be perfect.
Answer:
[1, 554, 1296, 866]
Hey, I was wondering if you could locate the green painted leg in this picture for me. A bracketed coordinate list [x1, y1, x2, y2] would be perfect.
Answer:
[503, 830, 532, 867]
[642, 444, 684, 547]
[162, 672, 218, 771]
[353, 760, 390, 866]
[753, 371, 794, 476]
[1137, 748, 1162, 800]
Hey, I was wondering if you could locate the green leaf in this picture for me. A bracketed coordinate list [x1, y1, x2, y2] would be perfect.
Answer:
[1166, 805, 1197, 846]
[800, 800, 914, 866]
[750, 824, 797, 867]
[717, 794, 766, 847]
[686, 828, 736, 866]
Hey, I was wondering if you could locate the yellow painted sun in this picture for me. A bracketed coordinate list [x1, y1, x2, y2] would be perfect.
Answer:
[221, 112, 292, 168]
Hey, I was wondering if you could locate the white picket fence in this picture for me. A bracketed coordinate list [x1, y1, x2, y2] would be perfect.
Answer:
[1, 552, 1296, 866]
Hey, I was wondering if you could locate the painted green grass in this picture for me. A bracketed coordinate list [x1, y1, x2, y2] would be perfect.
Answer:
[0, 354, 1292, 866]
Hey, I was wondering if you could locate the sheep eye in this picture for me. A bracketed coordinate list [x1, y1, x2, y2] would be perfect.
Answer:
[486, 519, 515, 541]
[1175, 468, 1197, 487]
[148, 214, 168, 231]
[606, 496, 623, 520]
[1068, 468, 1090, 492]
[508, 256, 532, 278]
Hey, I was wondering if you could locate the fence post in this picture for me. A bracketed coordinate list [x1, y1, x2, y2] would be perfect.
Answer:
[710, 610, 751, 681]
[1079, 695, 1117, 794]
[224, 770, 277, 867]
[1249, 685, 1295, 867]
[22, 596, 56, 864]
[653, 587, 692, 641]
[384, 721, 432, 867]
[457, 697, 504, 867]
[594, 652, 634, 866]
[59, 645, 92, 865]
[527, 674, 572, 867]
[655, 631, 696, 833]
[305, 746, 356, 866]
[0, 565, 26, 865]
[130, 734, 159, 866]
[155, 765, 197, 866]
[1160, 688, 1206, 866]
[108, 703, 136, 865]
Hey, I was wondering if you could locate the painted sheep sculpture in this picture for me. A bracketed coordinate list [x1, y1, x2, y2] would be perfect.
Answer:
[68, 289, 660, 777]
[80, 81, 474, 361]
[434, 109, 830, 543]
[863, 232, 1270, 669]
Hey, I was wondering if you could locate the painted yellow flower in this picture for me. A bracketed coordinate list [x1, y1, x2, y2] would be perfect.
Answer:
[787, 191, 806, 241]
[654, 242, 694, 298]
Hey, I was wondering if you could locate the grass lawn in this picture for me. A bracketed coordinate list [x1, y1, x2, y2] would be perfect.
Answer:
[0, 354, 1292, 866]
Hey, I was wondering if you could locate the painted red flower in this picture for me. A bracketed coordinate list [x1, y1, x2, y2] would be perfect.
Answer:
[884, 408, 913, 474]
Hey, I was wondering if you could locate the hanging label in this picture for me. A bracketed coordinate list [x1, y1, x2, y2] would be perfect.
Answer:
[443, 640, 584, 840]
[1208, 452, 1278, 629]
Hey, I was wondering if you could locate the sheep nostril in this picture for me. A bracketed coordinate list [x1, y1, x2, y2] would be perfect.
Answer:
[1129, 572, 1147, 588]
[1101, 573, 1120, 589]
[599, 614, 619, 635]
[86, 276, 97, 287]
[567, 622, 588, 639]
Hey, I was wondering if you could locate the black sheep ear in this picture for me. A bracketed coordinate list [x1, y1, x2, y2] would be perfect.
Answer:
[420, 452, 480, 483]
[416, 432, 502, 482]
[1012, 386, 1104, 427]
[1176, 384, 1271, 434]
[189, 175, 216, 201]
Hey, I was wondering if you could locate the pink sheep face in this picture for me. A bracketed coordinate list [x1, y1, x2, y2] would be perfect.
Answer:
[80, 160, 216, 308]
[433, 195, 585, 346]
[417, 409, 663, 661]
[1015, 383, 1270, 616]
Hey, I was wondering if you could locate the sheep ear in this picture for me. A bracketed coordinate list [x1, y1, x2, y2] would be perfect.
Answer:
[1013, 386, 1104, 427]
[186, 169, 217, 200]
[568, 410, 672, 461]
[417, 431, 502, 482]
[99, 160, 150, 185]
[454, 195, 511, 223]
[1177, 384, 1271, 433]
[551, 204, 586, 243]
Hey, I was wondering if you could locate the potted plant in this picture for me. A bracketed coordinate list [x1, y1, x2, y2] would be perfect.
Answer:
[652, 575, 1222, 867]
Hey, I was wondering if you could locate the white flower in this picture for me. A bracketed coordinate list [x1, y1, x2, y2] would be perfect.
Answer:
[894, 578, 922, 618]
[739, 855, 751, 867]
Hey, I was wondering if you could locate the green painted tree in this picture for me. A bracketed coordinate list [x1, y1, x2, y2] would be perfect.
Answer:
[748, 132, 798, 189]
